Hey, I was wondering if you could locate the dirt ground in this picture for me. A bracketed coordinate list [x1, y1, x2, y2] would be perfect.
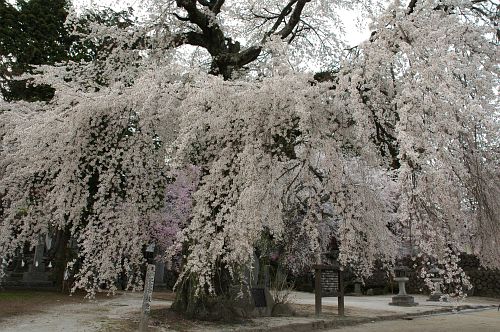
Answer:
[1, 290, 498, 332]
[0, 290, 80, 321]
[0, 290, 174, 332]
[0, 291, 370, 332]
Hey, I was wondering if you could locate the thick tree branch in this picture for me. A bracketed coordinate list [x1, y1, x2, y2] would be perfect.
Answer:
[407, 0, 418, 14]
[266, 0, 298, 37]
[170, 31, 208, 49]
[277, 0, 311, 39]
[173, 0, 314, 78]
[212, 0, 225, 14]
[196, 0, 224, 14]
[176, 0, 225, 55]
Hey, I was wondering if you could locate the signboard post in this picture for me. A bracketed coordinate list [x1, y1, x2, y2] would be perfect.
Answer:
[313, 264, 344, 317]
[139, 264, 156, 331]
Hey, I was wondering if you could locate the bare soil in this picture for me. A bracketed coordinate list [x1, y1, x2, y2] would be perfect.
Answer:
[0, 290, 102, 321]
[0, 290, 173, 332]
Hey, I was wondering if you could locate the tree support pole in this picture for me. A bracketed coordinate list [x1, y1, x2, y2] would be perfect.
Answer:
[315, 267, 322, 316]
[338, 271, 344, 316]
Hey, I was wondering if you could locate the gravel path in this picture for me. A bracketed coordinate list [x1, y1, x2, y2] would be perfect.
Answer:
[325, 308, 500, 332]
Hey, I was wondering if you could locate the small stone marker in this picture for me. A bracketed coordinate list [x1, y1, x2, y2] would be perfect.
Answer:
[139, 264, 156, 331]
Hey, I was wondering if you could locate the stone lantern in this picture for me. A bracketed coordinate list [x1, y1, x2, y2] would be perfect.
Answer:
[389, 265, 418, 306]
[427, 267, 446, 302]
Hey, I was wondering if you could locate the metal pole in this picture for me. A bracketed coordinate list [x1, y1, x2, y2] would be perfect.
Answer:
[139, 264, 156, 331]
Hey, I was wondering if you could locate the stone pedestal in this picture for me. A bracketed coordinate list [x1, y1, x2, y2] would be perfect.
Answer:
[390, 277, 418, 306]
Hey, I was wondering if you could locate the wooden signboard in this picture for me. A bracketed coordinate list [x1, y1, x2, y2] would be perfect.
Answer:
[314, 264, 344, 317]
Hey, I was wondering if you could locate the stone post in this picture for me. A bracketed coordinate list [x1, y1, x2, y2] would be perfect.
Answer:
[139, 264, 156, 331]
